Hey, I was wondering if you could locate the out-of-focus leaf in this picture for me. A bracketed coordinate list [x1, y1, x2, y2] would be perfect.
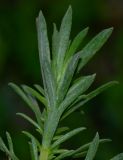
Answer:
[85, 133, 99, 160]
[56, 127, 69, 135]
[0, 137, 9, 153]
[34, 84, 45, 96]
[29, 137, 38, 160]
[110, 153, 123, 160]
[0, 136, 19, 160]
[22, 131, 40, 148]
[73, 151, 87, 158]
[6, 132, 14, 154]
[54, 150, 74, 160]
[71, 139, 111, 156]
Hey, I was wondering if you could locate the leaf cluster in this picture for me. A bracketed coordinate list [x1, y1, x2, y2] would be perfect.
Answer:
[0, 5, 122, 160]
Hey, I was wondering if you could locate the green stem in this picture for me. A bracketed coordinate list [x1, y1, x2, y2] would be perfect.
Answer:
[42, 110, 60, 148]
[39, 147, 49, 160]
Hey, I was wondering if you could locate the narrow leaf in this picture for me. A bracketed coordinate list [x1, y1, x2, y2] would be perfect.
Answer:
[21, 85, 47, 106]
[56, 127, 69, 135]
[110, 153, 123, 160]
[17, 113, 43, 134]
[67, 74, 96, 96]
[57, 53, 80, 104]
[65, 27, 89, 60]
[72, 139, 111, 155]
[29, 138, 38, 160]
[0, 137, 9, 153]
[6, 132, 14, 154]
[51, 127, 86, 149]
[84, 81, 118, 100]
[73, 151, 87, 158]
[34, 84, 45, 96]
[54, 150, 74, 160]
[22, 131, 40, 148]
[52, 23, 59, 79]
[53, 149, 69, 154]
[9, 83, 43, 127]
[61, 81, 118, 119]
[77, 28, 113, 72]
[85, 132, 99, 160]
[42, 59, 56, 109]
[36, 10, 50, 65]
[52, 23, 59, 59]
[9, 83, 33, 110]
[59, 74, 96, 113]
[0, 137, 19, 160]
[36, 11, 56, 110]
[56, 6, 72, 74]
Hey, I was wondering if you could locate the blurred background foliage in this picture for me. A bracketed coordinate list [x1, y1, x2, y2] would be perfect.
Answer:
[0, 0, 123, 159]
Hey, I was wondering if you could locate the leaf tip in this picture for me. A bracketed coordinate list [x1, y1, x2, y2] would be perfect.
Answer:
[104, 27, 114, 36]
[8, 82, 16, 89]
[95, 132, 100, 140]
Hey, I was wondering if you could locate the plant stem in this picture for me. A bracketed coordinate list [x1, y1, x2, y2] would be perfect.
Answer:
[42, 110, 60, 147]
[39, 147, 49, 160]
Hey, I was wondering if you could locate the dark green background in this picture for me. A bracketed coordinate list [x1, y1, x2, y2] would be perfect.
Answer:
[0, 0, 123, 159]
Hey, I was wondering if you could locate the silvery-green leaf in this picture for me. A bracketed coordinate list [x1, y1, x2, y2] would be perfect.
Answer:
[36, 10, 50, 65]
[42, 59, 56, 109]
[36, 11, 55, 109]
[51, 127, 86, 149]
[65, 27, 89, 60]
[77, 28, 113, 72]
[56, 6, 72, 74]
[52, 23, 59, 79]
[84, 81, 118, 100]
[57, 53, 80, 104]
[52, 23, 59, 59]
[67, 74, 96, 97]
[61, 81, 118, 119]
[59, 74, 95, 114]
